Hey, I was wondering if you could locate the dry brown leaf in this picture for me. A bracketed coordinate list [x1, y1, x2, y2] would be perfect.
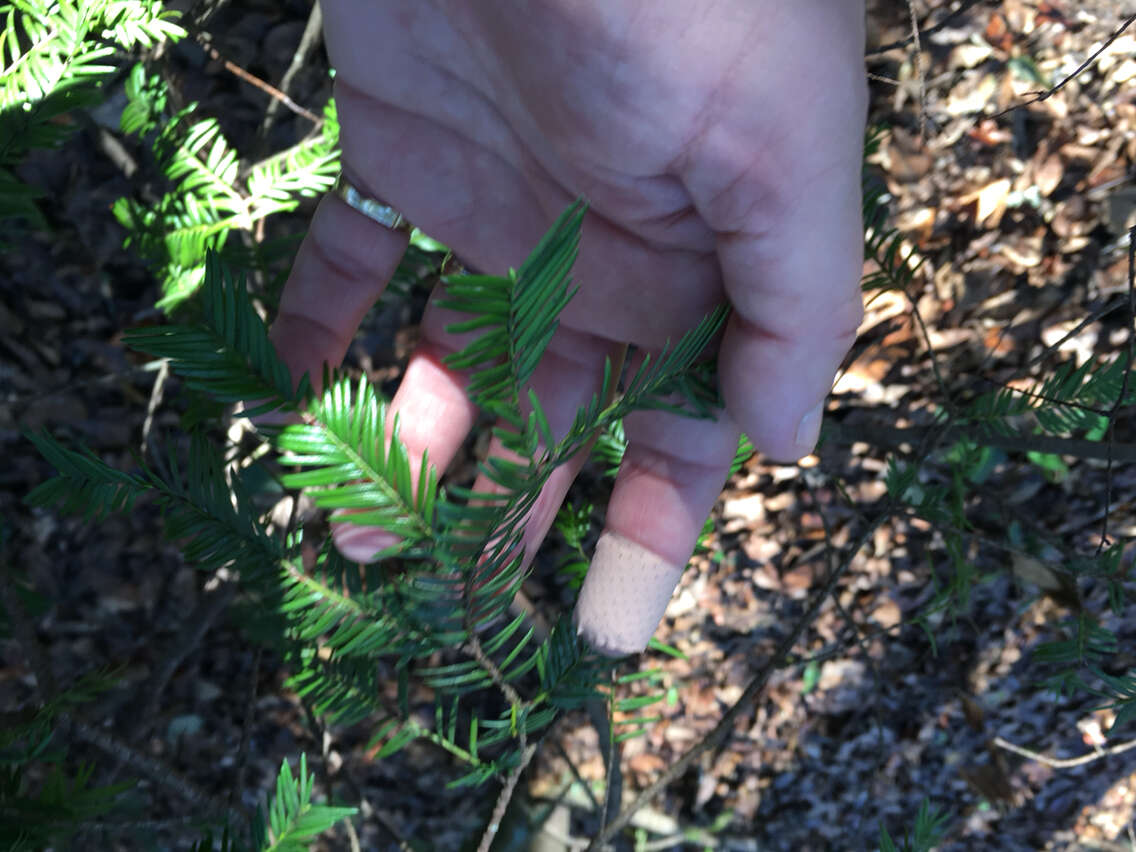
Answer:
[959, 761, 1017, 806]
[896, 206, 936, 243]
[1033, 152, 1064, 196]
[870, 598, 902, 629]
[780, 564, 813, 597]
[999, 235, 1043, 268]
[960, 694, 986, 732]
[984, 12, 1014, 52]
[945, 72, 998, 116]
[952, 41, 995, 69]
[960, 178, 1012, 227]
[1036, 1, 1068, 27]
[968, 118, 1012, 147]
[628, 752, 667, 774]
[721, 494, 765, 524]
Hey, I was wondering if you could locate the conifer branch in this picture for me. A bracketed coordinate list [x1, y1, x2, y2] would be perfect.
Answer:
[278, 376, 436, 544]
[0, 554, 57, 700]
[59, 713, 232, 817]
[828, 418, 1136, 464]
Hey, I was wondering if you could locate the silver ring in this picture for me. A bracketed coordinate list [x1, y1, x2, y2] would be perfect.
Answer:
[335, 176, 408, 231]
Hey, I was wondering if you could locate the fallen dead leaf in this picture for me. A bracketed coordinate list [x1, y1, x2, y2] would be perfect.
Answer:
[984, 12, 1014, 52]
[960, 178, 1012, 228]
[968, 118, 1012, 147]
[998, 235, 1043, 268]
[896, 206, 936, 244]
[960, 759, 1018, 806]
[721, 494, 765, 524]
[870, 598, 902, 629]
[628, 752, 667, 774]
[952, 41, 995, 69]
[1033, 152, 1064, 196]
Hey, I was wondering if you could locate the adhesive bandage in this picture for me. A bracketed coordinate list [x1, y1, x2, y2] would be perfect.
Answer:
[573, 531, 686, 657]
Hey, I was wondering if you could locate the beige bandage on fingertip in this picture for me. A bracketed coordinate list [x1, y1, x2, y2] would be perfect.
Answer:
[573, 531, 686, 657]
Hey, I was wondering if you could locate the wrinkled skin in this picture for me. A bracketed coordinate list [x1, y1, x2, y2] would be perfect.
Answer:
[271, 0, 867, 589]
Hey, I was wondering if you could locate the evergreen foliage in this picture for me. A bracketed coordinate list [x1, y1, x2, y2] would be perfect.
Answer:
[123, 251, 312, 418]
[0, 0, 183, 226]
[23, 198, 710, 841]
[112, 65, 341, 308]
[249, 755, 356, 852]
[0, 670, 132, 849]
[965, 353, 1135, 436]
[879, 799, 949, 852]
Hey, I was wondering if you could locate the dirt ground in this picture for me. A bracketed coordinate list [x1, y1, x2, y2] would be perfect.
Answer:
[2, 1, 1136, 850]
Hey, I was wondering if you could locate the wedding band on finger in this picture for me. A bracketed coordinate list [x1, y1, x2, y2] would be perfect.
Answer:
[334, 176, 409, 232]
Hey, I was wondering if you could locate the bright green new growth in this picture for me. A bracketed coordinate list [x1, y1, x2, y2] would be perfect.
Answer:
[0, 0, 184, 227]
[252, 754, 357, 852]
[0, 1, 345, 306]
[113, 64, 341, 308]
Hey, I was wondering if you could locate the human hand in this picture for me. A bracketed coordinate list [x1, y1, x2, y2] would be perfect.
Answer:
[270, 0, 868, 655]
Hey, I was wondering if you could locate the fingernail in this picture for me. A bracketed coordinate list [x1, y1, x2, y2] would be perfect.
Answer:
[795, 401, 825, 453]
[574, 532, 686, 657]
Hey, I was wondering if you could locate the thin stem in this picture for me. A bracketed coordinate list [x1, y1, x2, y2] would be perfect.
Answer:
[258, 1, 324, 140]
[141, 359, 169, 457]
[867, 0, 985, 56]
[1, 18, 61, 79]
[337, 762, 416, 850]
[910, 292, 955, 415]
[907, 0, 927, 141]
[61, 713, 234, 817]
[467, 632, 524, 709]
[990, 13, 1136, 119]
[551, 738, 602, 814]
[195, 34, 323, 126]
[994, 735, 1136, 769]
[476, 743, 537, 852]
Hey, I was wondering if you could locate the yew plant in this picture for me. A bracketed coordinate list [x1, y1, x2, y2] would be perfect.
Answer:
[7, 0, 1136, 846]
[24, 205, 727, 847]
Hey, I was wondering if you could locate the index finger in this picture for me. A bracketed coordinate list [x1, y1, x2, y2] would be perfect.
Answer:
[270, 190, 410, 388]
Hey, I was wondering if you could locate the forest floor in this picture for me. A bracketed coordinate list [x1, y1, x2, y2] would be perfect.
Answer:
[2, 1, 1136, 850]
